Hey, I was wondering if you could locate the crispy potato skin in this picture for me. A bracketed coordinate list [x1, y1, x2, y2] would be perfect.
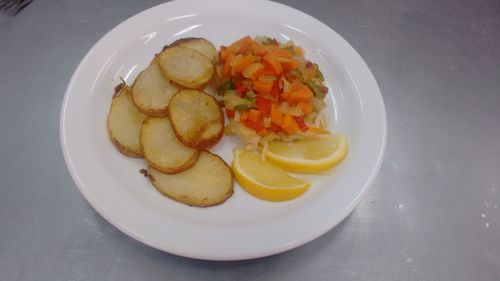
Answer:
[163, 37, 217, 62]
[168, 89, 224, 150]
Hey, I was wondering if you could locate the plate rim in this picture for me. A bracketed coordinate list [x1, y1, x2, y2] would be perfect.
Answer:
[60, 0, 387, 260]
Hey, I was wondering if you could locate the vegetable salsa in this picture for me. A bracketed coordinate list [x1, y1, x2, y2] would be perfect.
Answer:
[216, 36, 330, 144]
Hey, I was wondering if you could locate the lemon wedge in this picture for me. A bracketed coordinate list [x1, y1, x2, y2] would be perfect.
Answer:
[232, 149, 310, 202]
[265, 134, 348, 173]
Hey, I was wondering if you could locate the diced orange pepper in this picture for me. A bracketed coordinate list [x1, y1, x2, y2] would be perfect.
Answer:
[240, 110, 249, 123]
[263, 53, 283, 75]
[298, 101, 313, 116]
[247, 109, 262, 124]
[290, 85, 313, 102]
[234, 55, 256, 74]
[253, 80, 273, 93]
[281, 114, 299, 134]
[250, 43, 267, 56]
[270, 103, 283, 125]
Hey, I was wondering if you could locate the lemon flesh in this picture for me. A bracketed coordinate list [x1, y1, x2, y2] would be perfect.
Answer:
[265, 134, 348, 173]
[232, 150, 310, 202]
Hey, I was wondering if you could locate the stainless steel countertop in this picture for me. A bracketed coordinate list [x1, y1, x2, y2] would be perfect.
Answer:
[1, 0, 499, 280]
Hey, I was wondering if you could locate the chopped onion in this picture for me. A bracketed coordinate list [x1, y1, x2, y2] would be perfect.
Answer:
[282, 78, 291, 93]
[311, 97, 327, 112]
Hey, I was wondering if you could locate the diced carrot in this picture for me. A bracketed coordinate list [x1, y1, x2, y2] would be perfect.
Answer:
[220, 47, 232, 61]
[297, 101, 313, 116]
[272, 48, 293, 58]
[280, 58, 299, 70]
[226, 109, 235, 119]
[242, 63, 264, 79]
[253, 80, 273, 93]
[280, 91, 291, 101]
[291, 80, 303, 91]
[240, 110, 249, 123]
[250, 43, 267, 56]
[281, 114, 299, 134]
[261, 67, 278, 76]
[234, 55, 256, 74]
[256, 97, 271, 115]
[222, 53, 234, 77]
[270, 103, 283, 125]
[236, 37, 255, 55]
[263, 53, 283, 75]
[257, 128, 268, 136]
[247, 109, 262, 123]
[270, 123, 282, 132]
[228, 36, 252, 53]
[290, 85, 313, 102]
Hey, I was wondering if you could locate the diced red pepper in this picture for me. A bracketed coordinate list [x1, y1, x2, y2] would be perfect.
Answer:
[269, 82, 280, 101]
[226, 109, 235, 119]
[270, 123, 282, 132]
[235, 80, 248, 97]
[244, 120, 264, 132]
[294, 116, 309, 132]
[256, 97, 271, 115]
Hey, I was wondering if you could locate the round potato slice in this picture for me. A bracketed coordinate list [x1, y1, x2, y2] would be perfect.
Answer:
[141, 117, 200, 174]
[107, 85, 148, 157]
[167, 37, 217, 62]
[132, 58, 179, 116]
[148, 151, 234, 207]
[158, 46, 214, 89]
[168, 89, 224, 149]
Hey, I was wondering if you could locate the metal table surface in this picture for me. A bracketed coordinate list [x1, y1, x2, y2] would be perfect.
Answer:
[1, 0, 499, 280]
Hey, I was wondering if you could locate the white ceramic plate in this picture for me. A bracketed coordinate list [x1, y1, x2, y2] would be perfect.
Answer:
[60, 0, 386, 260]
